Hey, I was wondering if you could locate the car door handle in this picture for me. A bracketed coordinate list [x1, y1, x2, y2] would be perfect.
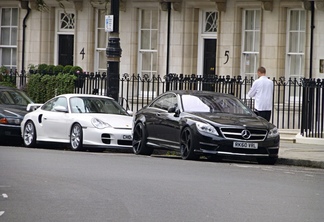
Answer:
[156, 113, 161, 117]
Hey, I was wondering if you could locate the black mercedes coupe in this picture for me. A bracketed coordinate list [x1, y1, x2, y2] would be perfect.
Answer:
[0, 86, 33, 144]
[132, 91, 280, 164]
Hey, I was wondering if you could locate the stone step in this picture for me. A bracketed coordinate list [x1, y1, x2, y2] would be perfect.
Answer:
[279, 129, 300, 143]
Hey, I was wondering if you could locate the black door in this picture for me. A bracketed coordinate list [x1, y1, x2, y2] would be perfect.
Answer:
[58, 35, 74, 66]
[203, 39, 216, 91]
[203, 39, 216, 75]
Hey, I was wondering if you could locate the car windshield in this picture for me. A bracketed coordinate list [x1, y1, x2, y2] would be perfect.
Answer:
[70, 97, 128, 115]
[0, 89, 33, 106]
[181, 94, 253, 115]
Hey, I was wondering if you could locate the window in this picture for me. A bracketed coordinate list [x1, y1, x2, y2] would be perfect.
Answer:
[42, 97, 67, 111]
[59, 12, 75, 31]
[138, 9, 159, 79]
[241, 10, 260, 79]
[0, 8, 18, 71]
[203, 11, 218, 33]
[95, 9, 109, 73]
[286, 10, 305, 79]
[150, 94, 177, 111]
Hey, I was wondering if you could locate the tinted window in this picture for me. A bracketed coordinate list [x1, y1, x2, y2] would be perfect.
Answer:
[0, 89, 32, 105]
[181, 94, 253, 115]
[150, 94, 177, 111]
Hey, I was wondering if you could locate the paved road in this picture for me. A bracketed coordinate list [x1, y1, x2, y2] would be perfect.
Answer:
[1, 146, 324, 222]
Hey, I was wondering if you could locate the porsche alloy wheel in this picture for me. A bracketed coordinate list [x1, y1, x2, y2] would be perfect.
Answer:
[180, 127, 198, 160]
[23, 121, 36, 147]
[70, 123, 84, 151]
[132, 122, 153, 155]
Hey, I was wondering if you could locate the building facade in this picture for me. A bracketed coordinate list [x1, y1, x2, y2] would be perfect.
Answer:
[0, 0, 324, 80]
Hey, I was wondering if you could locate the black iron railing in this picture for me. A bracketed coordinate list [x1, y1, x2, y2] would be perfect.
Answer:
[5, 71, 324, 138]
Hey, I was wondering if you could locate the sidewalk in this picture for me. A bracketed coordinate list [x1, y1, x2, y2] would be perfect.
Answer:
[278, 141, 324, 169]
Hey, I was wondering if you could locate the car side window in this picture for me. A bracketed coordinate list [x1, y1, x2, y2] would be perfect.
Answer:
[151, 94, 177, 111]
[42, 97, 67, 112]
[54, 97, 68, 110]
[0, 90, 30, 105]
[42, 99, 55, 111]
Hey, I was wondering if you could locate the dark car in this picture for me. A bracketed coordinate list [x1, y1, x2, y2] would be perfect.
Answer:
[0, 86, 33, 144]
[132, 91, 280, 164]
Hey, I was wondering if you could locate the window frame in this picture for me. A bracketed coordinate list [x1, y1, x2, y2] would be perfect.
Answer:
[285, 9, 306, 80]
[137, 8, 159, 79]
[0, 7, 18, 71]
[241, 9, 261, 79]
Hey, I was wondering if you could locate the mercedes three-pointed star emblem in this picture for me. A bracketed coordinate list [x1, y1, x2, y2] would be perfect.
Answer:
[241, 129, 251, 139]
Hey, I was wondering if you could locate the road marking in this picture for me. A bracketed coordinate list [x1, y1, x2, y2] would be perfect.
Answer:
[305, 174, 314, 177]
[2, 194, 8, 199]
[0, 211, 4, 216]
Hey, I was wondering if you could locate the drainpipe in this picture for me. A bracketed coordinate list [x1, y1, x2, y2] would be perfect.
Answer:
[309, 1, 315, 79]
[22, 3, 31, 74]
[166, 2, 171, 76]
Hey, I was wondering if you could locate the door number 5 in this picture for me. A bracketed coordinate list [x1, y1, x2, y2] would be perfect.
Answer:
[224, 50, 229, 64]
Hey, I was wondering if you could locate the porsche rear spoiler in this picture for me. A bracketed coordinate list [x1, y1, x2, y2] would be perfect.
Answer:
[26, 103, 43, 111]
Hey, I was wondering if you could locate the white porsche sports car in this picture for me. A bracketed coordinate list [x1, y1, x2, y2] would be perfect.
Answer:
[21, 94, 133, 151]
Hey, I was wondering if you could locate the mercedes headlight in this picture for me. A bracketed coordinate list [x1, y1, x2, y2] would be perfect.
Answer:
[268, 127, 279, 138]
[196, 122, 219, 136]
[91, 118, 111, 129]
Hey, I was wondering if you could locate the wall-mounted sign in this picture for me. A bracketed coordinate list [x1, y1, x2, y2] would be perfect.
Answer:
[320, 59, 324, 73]
[105, 15, 113, 32]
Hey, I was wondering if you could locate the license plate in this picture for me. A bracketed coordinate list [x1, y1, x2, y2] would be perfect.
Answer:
[122, 135, 132, 140]
[233, 142, 258, 149]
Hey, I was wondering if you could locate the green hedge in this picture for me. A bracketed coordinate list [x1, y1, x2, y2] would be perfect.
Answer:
[27, 73, 81, 103]
[0, 66, 16, 87]
[26, 64, 83, 103]
[27, 73, 77, 103]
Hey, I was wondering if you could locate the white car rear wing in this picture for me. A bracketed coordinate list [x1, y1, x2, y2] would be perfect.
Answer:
[26, 103, 43, 111]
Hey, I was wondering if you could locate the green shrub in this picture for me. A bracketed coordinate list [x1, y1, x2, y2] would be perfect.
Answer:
[26, 73, 76, 103]
[28, 64, 38, 74]
[55, 73, 77, 95]
[0, 66, 16, 87]
[54, 65, 64, 75]
[46, 65, 55, 75]
[38, 63, 48, 74]
[63, 65, 73, 74]
[41, 74, 56, 101]
[0, 66, 8, 75]
[27, 73, 43, 103]
[0, 82, 16, 87]
[70, 66, 83, 75]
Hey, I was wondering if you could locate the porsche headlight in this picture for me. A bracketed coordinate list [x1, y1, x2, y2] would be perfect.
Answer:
[91, 118, 111, 129]
[268, 127, 279, 138]
[196, 122, 219, 136]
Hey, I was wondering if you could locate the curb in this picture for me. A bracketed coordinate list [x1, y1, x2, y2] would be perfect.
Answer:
[277, 158, 324, 169]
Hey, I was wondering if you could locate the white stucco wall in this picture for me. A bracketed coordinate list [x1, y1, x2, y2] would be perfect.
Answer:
[6, 0, 324, 78]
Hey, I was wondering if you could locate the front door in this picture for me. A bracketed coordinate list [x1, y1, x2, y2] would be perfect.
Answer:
[58, 34, 74, 66]
[203, 39, 216, 90]
[203, 39, 216, 76]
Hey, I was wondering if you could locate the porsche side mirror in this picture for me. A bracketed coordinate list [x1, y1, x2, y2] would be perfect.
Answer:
[53, 105, 68, 113]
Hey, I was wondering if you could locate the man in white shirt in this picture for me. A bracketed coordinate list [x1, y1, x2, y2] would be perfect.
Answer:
[247, 66, 273, 121]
